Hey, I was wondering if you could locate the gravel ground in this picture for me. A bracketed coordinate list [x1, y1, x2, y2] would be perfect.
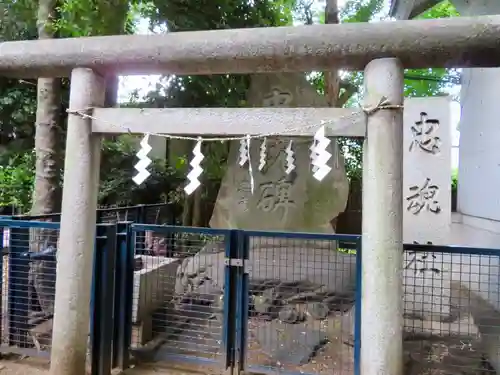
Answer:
[0, 357, 214, 375]
[0, 357, 49, 375]
[123, 363, 219, 375]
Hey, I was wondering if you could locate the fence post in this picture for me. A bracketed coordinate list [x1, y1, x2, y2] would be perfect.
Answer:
[235, 230, 249, 374]
[90, 223, 117, 375]
[112, 222, 134, 370]
[222, 230, 240, 371]
[354, 239, 362, 375]
[137, 204, 146, 224]
[135, 205, 146, 254]
[0, 223, 4, 344]
[96, 208, 103, 223]
[8, 226, 29, 348]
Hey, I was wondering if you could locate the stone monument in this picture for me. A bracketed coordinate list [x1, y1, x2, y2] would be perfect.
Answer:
[210, 73, 349, 233]
[175, 73, 355, 367]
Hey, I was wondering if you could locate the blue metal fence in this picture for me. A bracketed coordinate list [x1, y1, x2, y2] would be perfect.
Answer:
[119, 225, 362, 375]
[401, 242, 500, 375]
[238, 230, 361, 375]
[1, 219, 60, 358]
[127, 224, 232, 373]
[112, 222, 134, 370]
[0, 219, 499, 375]
[0, 219, 117, 375]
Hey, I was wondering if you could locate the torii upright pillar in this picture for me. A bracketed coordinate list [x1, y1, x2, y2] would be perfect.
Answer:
[50, 68, 104, 375]
[361, 58, 404, 375]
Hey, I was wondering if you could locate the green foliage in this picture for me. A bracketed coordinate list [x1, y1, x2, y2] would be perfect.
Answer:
[404, 1, 460, 97]
[0, 78, 38, 151]
[144, 0, 294, 31]
[418, 0, 459, 19]
[0, 0, 145, 212]
[451, 168, 458, 192]
[338, 139, 363, 180]
[0, 2, 38, 152]
[99, 135, 184, 206]
[340, 0, 385, 23]
[0, 1, 37, 41]
[0, 151, 35, 210]
[404, 68, 460, 97]
[0, 134, 184, 210]
[54, 0, 134, 37]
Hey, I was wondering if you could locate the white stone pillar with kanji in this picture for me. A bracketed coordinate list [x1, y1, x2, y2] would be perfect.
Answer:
[402, 96, 452, 322]
[403, 96, 452, 245]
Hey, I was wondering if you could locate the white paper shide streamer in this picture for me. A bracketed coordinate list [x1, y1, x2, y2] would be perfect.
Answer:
[258, 137, 267, 171]
[246, 135, 255, 193]
[311, 126, 332, 181]
[310, 121, 327, 173]
[132, 134, 152, 185]
[184, 139, 204, 195]
[285, 140, 295, 175]
[309, 137, 319, 173]
[239, 135, 254, 193]
[238, 137, 249, 166]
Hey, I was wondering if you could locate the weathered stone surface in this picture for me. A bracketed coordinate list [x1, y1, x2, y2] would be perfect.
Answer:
[403, 338, 489, 375]
[278, 305, 305, 323]
[449, 277, 500, 373]
[254, 321, 328, 366]
[403, 255, 452, 321]
[209, 73, 349, 233]
[132, 255, 180, 323]
[341, 306, 490, 374]
[341, 305, 479, 339]
[174, 245, 357, 308]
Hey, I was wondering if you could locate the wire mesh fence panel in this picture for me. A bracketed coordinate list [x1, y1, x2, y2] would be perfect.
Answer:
[243, 232, 360, 375]
[130, 224, 229, 365]
[143, 203, 182, 226]
[0, 221, 59, 358]
[402, 244, 500, 374]
[98, 206, 140, 223]
[9, 203, 179, 226]
[97, 203, 178, 225]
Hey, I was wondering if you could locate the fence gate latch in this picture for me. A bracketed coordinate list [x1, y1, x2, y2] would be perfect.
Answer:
[224, 258, 243, 267]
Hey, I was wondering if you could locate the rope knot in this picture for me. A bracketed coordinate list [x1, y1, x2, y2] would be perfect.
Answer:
[362, 96, 404, 116]
[66, 107, 92, 118]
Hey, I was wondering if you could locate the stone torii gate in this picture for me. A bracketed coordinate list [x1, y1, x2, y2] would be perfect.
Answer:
[1, 15, 500, 375]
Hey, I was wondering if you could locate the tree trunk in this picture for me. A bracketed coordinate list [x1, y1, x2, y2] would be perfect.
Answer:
[324, 0, 342, 232]
[192, 187, 202, 227]
[29, 0, 61, 319]
[181, 194, 193, 226]
[32, 0, 61, 220]
[104, 75, 119, 108]
[324, 0, 340, 107]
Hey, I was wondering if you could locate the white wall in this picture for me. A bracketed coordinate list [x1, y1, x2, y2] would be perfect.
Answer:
[458, 68, 500, 221]
[455, 0, 500, 222]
